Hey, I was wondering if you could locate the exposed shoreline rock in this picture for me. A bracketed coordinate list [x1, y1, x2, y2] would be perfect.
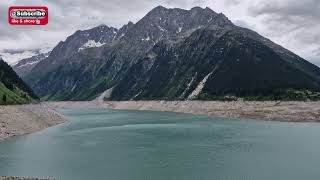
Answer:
[48, 100, 320, 122]
[0, 103, 67, 141]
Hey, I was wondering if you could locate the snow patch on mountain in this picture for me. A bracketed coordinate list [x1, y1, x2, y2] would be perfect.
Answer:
[158, 25, 166, 32]
[39, 47, 52, 55]
[142, 36, 151, 41]
[78, 40, 106, 52]
[16, 60, 40, 68]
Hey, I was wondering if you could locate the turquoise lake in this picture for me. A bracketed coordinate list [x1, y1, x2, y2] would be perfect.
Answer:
[0, 108, 320, 180]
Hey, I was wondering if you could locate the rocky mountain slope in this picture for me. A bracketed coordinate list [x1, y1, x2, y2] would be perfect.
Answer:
[25, 6, 320, 101]
[0, 59, 38, 105]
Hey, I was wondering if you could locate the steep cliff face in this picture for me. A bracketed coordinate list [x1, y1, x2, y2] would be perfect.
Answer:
[26, 6, 320, 101]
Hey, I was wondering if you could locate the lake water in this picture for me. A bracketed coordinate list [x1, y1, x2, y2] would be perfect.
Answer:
[0, 108, 320, 180]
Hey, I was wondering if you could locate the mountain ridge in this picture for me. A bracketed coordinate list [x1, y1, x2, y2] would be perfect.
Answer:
[23, 6, 320, 101]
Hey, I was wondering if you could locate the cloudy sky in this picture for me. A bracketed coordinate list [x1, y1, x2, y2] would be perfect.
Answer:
[0, 0, 319, 66]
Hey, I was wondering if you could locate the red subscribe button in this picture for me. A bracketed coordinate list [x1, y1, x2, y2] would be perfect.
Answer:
[8, 6, 48, 25]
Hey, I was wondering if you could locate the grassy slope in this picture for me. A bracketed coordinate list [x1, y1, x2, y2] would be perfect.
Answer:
[0, 83, 35, 105]
[0, 59, 38, 105]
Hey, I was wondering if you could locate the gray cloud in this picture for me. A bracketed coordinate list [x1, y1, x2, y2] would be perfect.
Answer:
[313, 48, 320, 57]
[233, 19, 254, 29]
[249, 0, 320, 20]
[224, 0, 240, 6]
[247, 0, 320, 66]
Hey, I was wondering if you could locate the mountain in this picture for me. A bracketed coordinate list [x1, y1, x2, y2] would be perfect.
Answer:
[12, 50, 51, 78]
[0, 59, 38, 105]
[25, 6, 320, 101]
[26, 6, 219, 100]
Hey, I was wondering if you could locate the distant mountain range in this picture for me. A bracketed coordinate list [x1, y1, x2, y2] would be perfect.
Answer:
[0, 47, 51, 65]
[12, 50, 51, 78]
[0, 59, 38, 105]
[15, 6, 320, 101]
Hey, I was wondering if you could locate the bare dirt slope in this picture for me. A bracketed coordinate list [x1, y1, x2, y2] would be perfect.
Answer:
[0, 103, 67, 141]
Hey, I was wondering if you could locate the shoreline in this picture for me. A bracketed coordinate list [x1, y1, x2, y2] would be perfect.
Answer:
[0, 103, 67, 141]
[0, 100, 319, 179]
[1, 100, 319, 141]
[48, 100, 320, 122]
[0, 177, 50, 180]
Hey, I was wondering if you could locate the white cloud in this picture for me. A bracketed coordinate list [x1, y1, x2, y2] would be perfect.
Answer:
[0, 50, 38, 65]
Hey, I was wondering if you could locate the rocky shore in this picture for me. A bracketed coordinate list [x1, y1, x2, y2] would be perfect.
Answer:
[0, 103, 67, 141]
[48, 100, 320, 122]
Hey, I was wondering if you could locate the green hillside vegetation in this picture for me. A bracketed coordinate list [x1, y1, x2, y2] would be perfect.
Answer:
[0, 59, 38, 105]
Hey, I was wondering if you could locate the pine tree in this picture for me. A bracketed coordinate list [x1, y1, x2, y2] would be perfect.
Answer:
[2, 94, 6, 104]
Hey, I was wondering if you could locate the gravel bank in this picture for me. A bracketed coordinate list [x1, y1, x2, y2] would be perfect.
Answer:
[105, 101, 320, 122]
[49, 101, 320, 122]
[0, 103, 67, 141]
